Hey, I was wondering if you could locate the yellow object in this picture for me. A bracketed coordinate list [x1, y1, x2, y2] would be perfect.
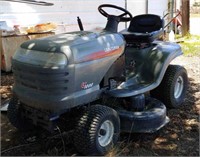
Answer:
[27, 23, 57, 33]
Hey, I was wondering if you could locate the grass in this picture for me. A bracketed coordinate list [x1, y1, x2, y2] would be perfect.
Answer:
[176, 34, 200, 56]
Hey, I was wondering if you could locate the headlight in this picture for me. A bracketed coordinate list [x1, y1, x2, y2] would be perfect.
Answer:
[13, 48, 68, 68]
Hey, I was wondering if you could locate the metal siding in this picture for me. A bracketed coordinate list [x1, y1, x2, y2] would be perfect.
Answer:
[148, 0, 168, 17]
[0, 0, 125, 32]
[127, 0, 147, 16]
[0, 0, 168, 32]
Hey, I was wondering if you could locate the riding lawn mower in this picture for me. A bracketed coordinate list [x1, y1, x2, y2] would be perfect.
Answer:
[7, 4, 188, 155]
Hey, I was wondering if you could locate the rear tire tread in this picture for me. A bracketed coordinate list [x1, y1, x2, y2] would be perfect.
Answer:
[151, 65, 188, 108]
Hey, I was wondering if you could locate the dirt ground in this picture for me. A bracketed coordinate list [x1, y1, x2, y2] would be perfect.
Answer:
[0, 56, 199, 156]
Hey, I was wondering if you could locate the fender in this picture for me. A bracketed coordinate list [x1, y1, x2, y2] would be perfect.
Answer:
[107, 41, 183, 97]
[150, 40, 183, 85]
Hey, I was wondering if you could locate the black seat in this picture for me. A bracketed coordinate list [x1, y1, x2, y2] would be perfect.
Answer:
[122, 14, 164, 43]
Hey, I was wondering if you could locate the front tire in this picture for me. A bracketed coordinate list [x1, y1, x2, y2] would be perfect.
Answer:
[150, 65, 188, 108]
[73, 105, 120, 155]
[7, 96, 33, 131]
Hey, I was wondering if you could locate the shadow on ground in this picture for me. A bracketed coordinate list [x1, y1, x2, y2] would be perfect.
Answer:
[1, 77, 199, 156]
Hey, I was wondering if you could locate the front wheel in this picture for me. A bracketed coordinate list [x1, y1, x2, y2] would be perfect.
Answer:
[150, 65, 188, 108]
[7, 96, 34, 131]
[73, 105, 120, 155]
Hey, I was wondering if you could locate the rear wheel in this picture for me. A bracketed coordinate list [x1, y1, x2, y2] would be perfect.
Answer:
[150, 65, 188, 108]
[73, 105, 120, 155]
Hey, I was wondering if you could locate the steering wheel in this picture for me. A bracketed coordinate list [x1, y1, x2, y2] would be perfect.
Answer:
[98, 4, 132, 22]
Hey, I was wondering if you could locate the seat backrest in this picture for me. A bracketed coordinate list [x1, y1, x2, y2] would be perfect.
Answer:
[128, 14, 164, 33]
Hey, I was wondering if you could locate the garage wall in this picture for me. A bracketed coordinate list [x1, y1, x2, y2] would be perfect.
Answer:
[0, 0, 169, 33]
[148, 0, 168, 17]
[0, 0, 125, 32]
[127, 0, 147, 16]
